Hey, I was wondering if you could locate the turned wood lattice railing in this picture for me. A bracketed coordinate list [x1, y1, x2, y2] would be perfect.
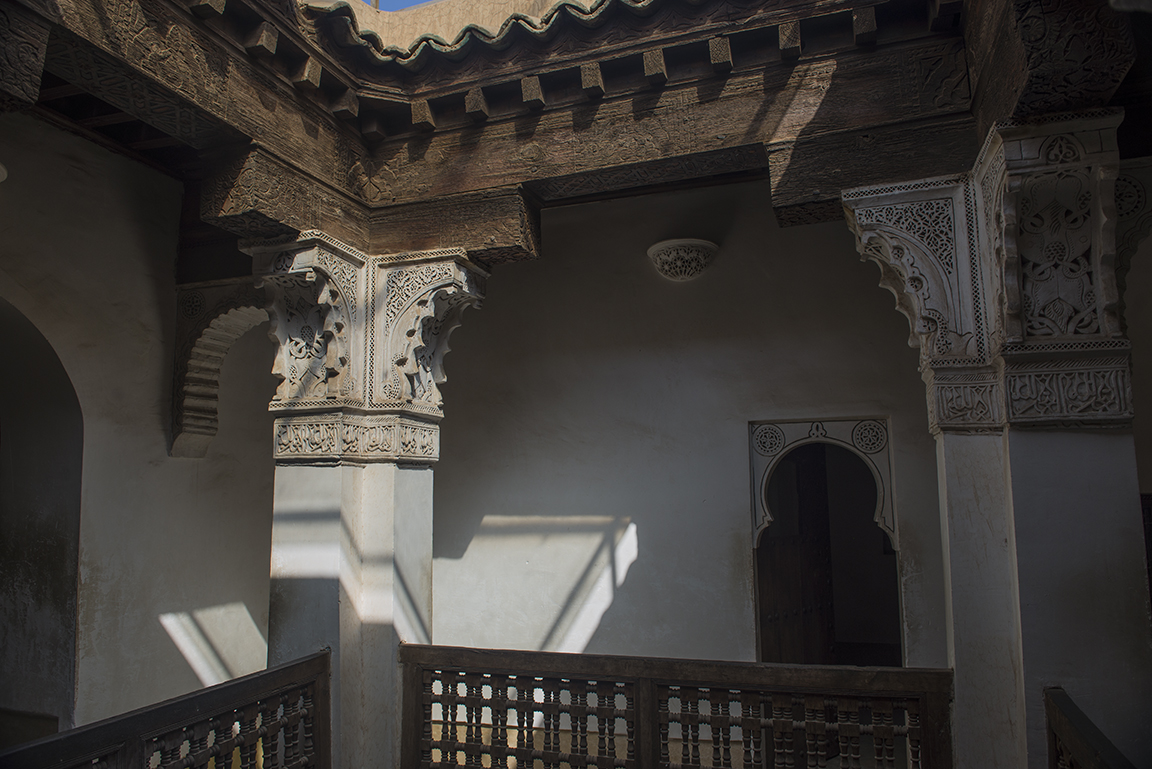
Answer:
[0, 651, 330, 769]
[1045, 687, 1137, 769]
[401, 645, 953, 769]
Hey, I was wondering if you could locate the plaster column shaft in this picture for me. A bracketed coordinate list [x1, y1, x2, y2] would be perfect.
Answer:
[269, 463, 433, 769]
[1006, 431, 1152, 767]
[934, 432, 1028, 769]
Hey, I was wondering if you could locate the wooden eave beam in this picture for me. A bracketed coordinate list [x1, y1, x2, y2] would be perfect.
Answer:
[44, 2, 369, 200]
[362, 36, 973, 209]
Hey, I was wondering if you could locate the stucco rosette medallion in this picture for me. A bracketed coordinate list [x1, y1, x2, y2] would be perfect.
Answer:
[647, 239, 718, 281]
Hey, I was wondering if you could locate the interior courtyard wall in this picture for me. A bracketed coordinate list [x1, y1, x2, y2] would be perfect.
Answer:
[433, 181, 949, 666]
[1126, 235, 1152, 496]
[0, 113, 278, 725]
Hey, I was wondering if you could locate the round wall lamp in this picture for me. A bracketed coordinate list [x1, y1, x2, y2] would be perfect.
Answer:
[647, 238, 718, 281]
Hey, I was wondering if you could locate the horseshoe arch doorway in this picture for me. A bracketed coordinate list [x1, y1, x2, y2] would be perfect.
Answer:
[755, 441, 901, 666]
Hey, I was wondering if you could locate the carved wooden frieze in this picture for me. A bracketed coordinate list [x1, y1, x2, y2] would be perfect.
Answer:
[170, 280, 270, 458]
[1011, 0, 1134, 117]
[203, 148, 370, 247]
[368, 187, 539, 266]
[748, 418, 897, 545]
[0, 0, 50, 112]
[525, 147, 768, 203]
[44, 28, 239, 148]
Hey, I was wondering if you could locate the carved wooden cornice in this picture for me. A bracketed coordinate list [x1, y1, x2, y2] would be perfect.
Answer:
[0, 0, 51, 111]
[965, 0, 1135, 136]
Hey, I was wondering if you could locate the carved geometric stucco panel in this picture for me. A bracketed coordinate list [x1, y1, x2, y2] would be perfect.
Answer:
[749, 419, 897, 546]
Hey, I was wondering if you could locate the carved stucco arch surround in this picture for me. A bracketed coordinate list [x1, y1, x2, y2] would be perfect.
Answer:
[750, 419, 897, 547]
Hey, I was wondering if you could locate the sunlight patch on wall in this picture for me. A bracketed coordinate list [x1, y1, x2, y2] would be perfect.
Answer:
[159, 602, 268, 687]
[554, 522, 638, 653]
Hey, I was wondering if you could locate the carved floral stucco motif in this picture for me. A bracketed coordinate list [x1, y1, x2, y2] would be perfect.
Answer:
[265, 273, 349, 403]
[1017, 170, 1098, 337]
[375, 259, 485, 415]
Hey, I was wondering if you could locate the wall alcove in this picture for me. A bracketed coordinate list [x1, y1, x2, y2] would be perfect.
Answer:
[751, 421, 901, 666]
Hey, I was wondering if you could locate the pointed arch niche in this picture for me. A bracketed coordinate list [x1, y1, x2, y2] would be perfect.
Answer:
[749, 419, 901, 666]
[0, 295, 83, 744]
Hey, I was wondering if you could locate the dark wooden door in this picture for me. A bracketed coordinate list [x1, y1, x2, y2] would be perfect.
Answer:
[757, 443, 836, 664]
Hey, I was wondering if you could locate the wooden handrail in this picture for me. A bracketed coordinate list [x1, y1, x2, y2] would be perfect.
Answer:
[400, 643, 953, 769]
[0, 651, 331, 769]
[1045, 687, 1137, 769]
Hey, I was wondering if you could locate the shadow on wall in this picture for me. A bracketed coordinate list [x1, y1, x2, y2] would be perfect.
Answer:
[0, 296, 83, 746]
[159, 603, 269, 687]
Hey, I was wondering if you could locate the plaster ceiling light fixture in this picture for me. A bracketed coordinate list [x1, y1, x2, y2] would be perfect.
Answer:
[646, 238, 719, 281]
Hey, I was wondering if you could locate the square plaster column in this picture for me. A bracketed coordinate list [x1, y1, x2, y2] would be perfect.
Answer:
[243, 233, 486, 769]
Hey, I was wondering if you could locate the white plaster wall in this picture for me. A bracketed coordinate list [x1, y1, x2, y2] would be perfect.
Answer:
[1009, 430, 1152, 767]
[433, 182, 948, 666]
[1126, 234, 1152, 493]
[0, 113, 278, 723]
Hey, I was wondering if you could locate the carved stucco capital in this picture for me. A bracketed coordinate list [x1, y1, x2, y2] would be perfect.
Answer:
[238, 234, 485, 465]
[370, 250, 487, 417]
[844, 110, 1136, 433]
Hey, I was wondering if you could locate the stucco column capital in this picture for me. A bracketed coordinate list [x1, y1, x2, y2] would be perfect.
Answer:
[845, 110, 1138, 432]
[241, 233, 486, 465]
